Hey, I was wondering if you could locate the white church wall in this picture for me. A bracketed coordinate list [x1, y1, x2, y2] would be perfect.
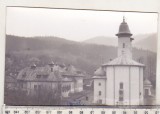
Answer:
[130, 66, 140, 105]
[93, 78, 106, 104]
[106, 66, 114, 105]
[140, 67, 144, 104]
[115, 66, 129, 105]
[118, 37, 132, 58]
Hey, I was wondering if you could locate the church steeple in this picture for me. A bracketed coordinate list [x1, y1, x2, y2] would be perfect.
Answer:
[116, 17, 132, 37]
[116, 17, 133, 59]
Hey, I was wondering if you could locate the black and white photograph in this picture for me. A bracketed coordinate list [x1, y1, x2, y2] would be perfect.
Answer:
[4, 7, 158, 106]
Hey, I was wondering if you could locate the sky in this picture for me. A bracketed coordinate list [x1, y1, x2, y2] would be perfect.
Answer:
[6, 7, 158, 41]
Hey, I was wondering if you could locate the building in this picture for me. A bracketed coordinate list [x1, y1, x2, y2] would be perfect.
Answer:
[93, 17, 145, 105]
[144, 79, 152, 96]
[16, 62, 85, 98]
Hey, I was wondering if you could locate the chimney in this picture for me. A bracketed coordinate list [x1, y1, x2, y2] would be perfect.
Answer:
[49, 61, 54, 72]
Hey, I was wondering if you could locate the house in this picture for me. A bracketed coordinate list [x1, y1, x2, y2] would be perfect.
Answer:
[93, 17, 145, 105]
[16, 62, 85, 98]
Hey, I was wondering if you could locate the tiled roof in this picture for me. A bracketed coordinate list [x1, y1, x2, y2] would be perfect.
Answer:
[63, 65, 85, 77]
[102, 56, 145, 67]
[17, 64, 85, 82]
[5, 76, 17, 83]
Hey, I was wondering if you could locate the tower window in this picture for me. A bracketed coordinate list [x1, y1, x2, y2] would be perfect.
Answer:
[99, 91, 101, 96]
[120, 82, 123, 89]
[123, 43, 125, 48]
[99, 83, 101, 86]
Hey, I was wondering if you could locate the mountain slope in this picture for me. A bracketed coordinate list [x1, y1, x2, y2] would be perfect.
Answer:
[133, 34, 157, 52]
[83, 33, 157, 52]
[83, 36, 117, 46]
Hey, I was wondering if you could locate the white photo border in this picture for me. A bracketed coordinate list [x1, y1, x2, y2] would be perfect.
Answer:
[0, 0, 160, 112]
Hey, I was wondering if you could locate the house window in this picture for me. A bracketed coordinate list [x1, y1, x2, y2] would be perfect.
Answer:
[99, 83, 101, 86]
[120, 82, 123, 89]
[86, 96, 88, 101]
[20, 83, 23, 88]
[34, 85, 37, 90]
[38, 85, 42, 90]
[123, 43, 125, 48]
[22, 72, 26, 78]
[43, 75, 48, 79]
[36, 75, 41, 78]
[99, 91, 101, 96]
[51, 67, 53, 72]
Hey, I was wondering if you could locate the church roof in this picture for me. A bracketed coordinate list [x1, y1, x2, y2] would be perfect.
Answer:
[116, 17, 132, 37]
[102, 56, 145, 67]
[94, 67, 106, 76]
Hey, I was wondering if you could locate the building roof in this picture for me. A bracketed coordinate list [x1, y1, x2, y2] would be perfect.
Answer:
[94, 67, 106, 76]
[5, 76, 17, 83]
[92, 76, 106, 79]
[116, 17, 132, 37]
[17, 64, 85, 82]
[144, 79, 152, 85]
[102, 56, 145, 67]
[63, 64, 85, 77]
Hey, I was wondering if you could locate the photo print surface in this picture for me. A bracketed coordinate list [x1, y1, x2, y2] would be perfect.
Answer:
[5, 7, 158, 106]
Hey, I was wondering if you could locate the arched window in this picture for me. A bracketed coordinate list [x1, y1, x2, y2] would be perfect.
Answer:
[99, 91, 101, 96]
[120, 82, 123, 89]
[99, 83, 101, 86]
[123, 43, 125, 48]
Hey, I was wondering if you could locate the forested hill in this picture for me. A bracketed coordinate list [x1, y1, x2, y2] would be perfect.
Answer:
[5, 35, 157, 87]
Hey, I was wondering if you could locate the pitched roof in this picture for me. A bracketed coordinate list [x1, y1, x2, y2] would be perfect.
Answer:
[17, 64, 85, 82]
[5, 76, 17, 83]
[92, 76, 106, 79]
[63, 65, 85, 77]
[94, 67, 106, 76]
[102, 56, 145, 67]
[144, 79, 152, 85]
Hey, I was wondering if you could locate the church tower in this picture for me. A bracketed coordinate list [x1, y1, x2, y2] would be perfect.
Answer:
[93, 17, 145, 105]
[116, 17, 134, 59]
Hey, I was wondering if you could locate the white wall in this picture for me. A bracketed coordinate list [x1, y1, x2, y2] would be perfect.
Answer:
[75, 77, 83, 92]
[93, 78, 106, 104]
[130, 67, 140, 105]
[118, 37, 132, 58]
[140, 67, 144, 104]
[106, 66, 114, 105]
[115, 66, 129, 105]
[106, 66, 143, 105]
